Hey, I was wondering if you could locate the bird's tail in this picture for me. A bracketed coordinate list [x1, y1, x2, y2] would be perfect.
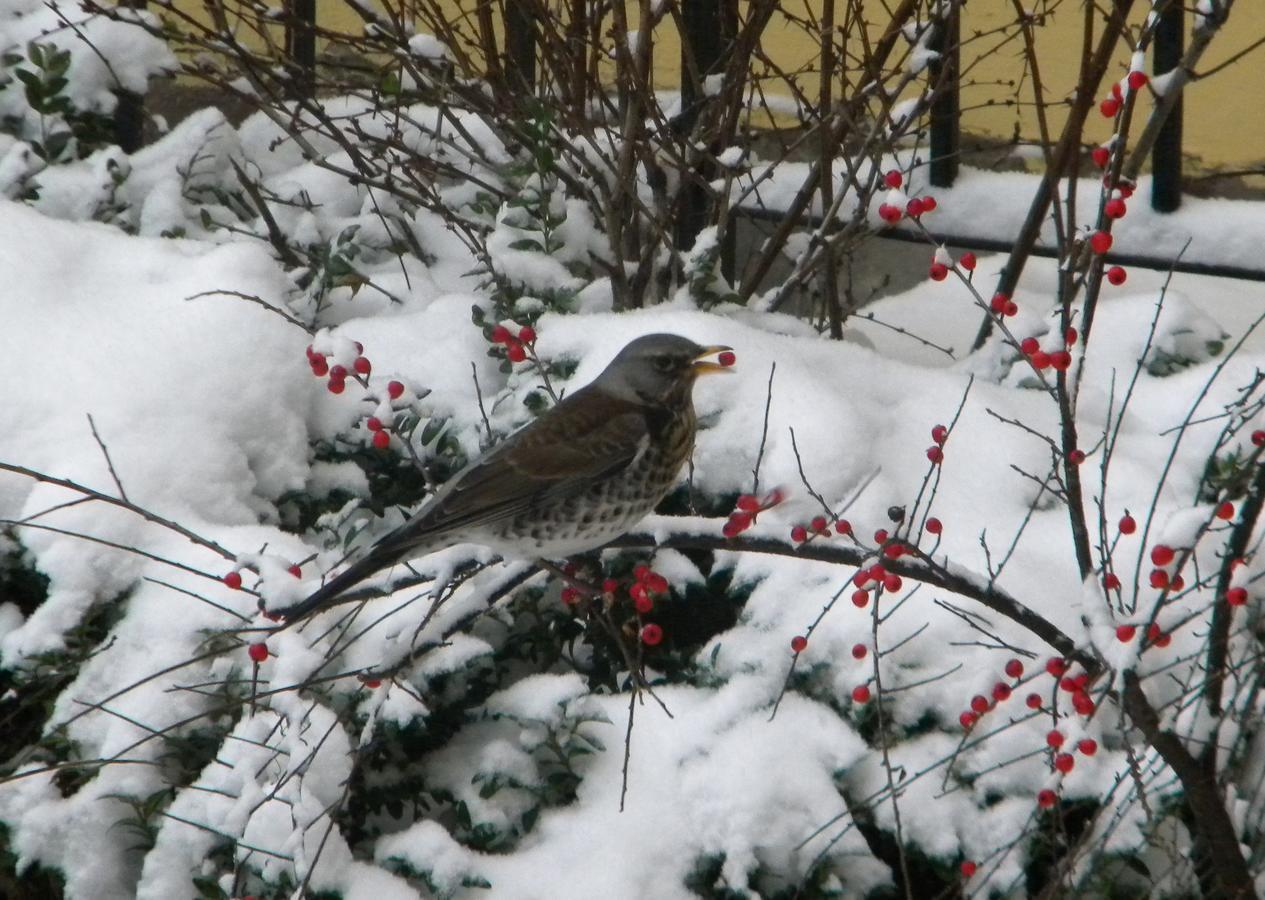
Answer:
[271, 533, 420, 622]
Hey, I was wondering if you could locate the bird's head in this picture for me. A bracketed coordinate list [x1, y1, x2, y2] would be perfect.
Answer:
[595, 333, 733, 406]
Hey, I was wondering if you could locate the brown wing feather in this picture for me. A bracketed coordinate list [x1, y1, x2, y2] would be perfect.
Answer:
[374, 388, 649, 553]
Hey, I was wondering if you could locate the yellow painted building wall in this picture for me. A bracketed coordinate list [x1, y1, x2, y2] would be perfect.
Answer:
[178, 1, 1265, 170]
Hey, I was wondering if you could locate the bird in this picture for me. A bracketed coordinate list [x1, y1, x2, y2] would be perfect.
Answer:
[272, 333, 732, 622]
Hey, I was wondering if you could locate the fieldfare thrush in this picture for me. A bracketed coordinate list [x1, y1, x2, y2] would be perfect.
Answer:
[274, 333, 732, 621]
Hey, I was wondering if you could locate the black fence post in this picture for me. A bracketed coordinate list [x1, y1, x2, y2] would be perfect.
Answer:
[113, 0, 146, 152]
[1151, 2, 1183, 212]
[678, 0, 735, 277]
[285, 0, 317, 100]
[504, 0, 537, 92]
[928, 4, 960, 188]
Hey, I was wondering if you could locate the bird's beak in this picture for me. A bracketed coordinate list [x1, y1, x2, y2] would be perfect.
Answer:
[691, 345, 734, 376]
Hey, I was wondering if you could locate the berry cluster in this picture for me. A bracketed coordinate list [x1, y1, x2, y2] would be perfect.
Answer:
[723, 487, 785, 538]
[926, 421, 948, 464]
[563, 562, 672, 646]
[1018, 326, 1078, 372]
[307, 335, 372, 395]
[956, 656, 1028, 730]
[490, 322, 536, 363]
[875, 170, 938, 224]
[928, 247, 975, 283]
[987, 292, 1020, 317]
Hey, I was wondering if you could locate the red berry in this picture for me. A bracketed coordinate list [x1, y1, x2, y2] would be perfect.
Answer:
[287, 564, 302, 578]
[328, 377, 348, 394]
[629, 583, 649, 607]
[1104, 198, 1127, 219]
[1037, 789, 1057, 808]
[640, 623, 664, 646]
[791, 635, 808, 653]
[1150, 545, 1175, 566]
[736, 494, 760, 512]
[353, 356, 371, 375]
[926, 446, 944, 464]
[1127, 71, 1148, 90]
[1020, 337, 1040, 355]
[224, 570, 243, 589]
[1031, 351, 1051, 369]
[1078, 738, 1098, 755]
[1227, 587, 1248, 606]
[1253, 430, 1265, 447]
[1146, 623, 1169, 646]
[926, 517, 943, 535]
[883, 543, 904, 559]
[878, 203, 901, 223]
[1026, 693, 1043, 709]
[1119, 514, 1136, 534]
[561, 586, 581, 605]
[959, 252, 977, 271]
[931, 424, 948, 444]
[1099, 97, 1120, 117]
[990, 292, 1009, 314]
[791, 525, 808, 543]
[646, 573, 669, 594]
[366, 416, 383, 432]
[1069, 450, 1086, 465]
[1149, 569, 1169, 589]
[518, 325, 536, 344]
[959, 711, 977, 729]
[372, 430, 391, 449]
[852, 685, 871, 704]
[1104, 573, 1121, 590]
[723, 513, 750, 538]
[869, 564, 887, 581]
[1170, 574, 1185, 591]
[929, 262, 949, 282]
[993, 682, 1012, 702]
[1054, 753, 1075, 773]
[1090, 230, 1113, 254]
[1111, 82, 1123, 101]
[248, 642, 268, 663]
[1050, 350, 1072, 371]
[1106, 265, 1127, 285]
[1047, 729, 1065, 748]
[1046, 658, 1068, 677]
[329, 364, 347, 381]
[490, 325, 512, 343]
[1116, 624, 1136, 642]
[718, 350, 737, 367]
[884, 169, 903, 188]
[961, 861, 977, 878]
[1005, 659, 1024, 679]
[905, 197, 924, 217]
[851, 589, 870, 608]
[835, 519, 852, 536]
[1216, 501, 1234, 520]
[1091, 146, 1110, 168]
[506, 342, 527, 363]
[1005, 301, 1019, 317]
[921, 196, 937, 211]
[310, 357, 329, 376]
[971, 694, 990, 714]
[874, 528, 889, 544]
[602, 578, 619, 594]
[851, 643, 868, 659]
[363, 678, 382, 689]
[1073, 692, 1096, 715]
[387, 380, 405, 400]
[810, 515, 829, 533]
[633, 593, 654, 614]
[853, 570, 872, 588]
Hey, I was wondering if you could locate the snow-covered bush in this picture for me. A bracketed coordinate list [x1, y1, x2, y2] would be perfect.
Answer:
[1, 1, 1264, 898]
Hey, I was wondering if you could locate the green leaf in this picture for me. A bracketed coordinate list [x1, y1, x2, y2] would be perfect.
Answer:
[508, 238, 544, 252]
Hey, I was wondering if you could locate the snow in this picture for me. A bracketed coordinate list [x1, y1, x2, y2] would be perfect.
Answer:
[0, 45, 1264, 900]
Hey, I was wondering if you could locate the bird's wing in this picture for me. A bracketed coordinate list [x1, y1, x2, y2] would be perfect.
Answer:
[377, 388, 650, 550]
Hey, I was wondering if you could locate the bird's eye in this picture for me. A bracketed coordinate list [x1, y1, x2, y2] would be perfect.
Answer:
[653, 355, 676, 373]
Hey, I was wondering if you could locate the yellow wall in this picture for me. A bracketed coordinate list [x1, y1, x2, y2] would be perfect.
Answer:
[176, 1, 1265, 171]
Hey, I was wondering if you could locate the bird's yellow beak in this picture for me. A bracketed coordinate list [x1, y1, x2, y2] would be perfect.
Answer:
[691, 345, 735, 375]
